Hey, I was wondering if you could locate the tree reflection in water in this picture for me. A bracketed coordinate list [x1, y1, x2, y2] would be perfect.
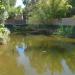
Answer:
[26, 43, 75, 75]
[3, 35, 75, 75]
[26, 49, 62, 75]
[63, 48, 75, 73]
[16, 44, 38, 75]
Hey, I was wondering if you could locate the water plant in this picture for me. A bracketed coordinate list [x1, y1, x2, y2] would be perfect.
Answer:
[54, 25, 75, 37]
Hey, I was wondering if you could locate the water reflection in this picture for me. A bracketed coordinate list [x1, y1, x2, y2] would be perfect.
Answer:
[0, 35, 75, 75]
[26, 43, 75, 75]
[16, 43, 37, 75]
[61, 59, 73, 75]
[63, 50, 75, 73]
[26, 49, 63, 75]
[15, 35, 75, 75]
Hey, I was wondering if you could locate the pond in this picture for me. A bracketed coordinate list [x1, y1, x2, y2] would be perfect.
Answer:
[0, 34, 75, 75]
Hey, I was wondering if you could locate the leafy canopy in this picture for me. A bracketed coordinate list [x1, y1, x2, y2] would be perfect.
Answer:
[28, 0, 72, 24]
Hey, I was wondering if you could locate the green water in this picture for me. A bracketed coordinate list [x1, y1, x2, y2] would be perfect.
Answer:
[0, 34, 75, 75]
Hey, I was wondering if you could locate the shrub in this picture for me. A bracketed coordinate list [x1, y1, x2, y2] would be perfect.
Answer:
[54, 25, 75, 37]
[0, 23, 10, 44]
[28, 0, 72, 24]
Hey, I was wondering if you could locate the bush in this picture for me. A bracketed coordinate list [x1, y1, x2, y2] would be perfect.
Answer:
[0, 23, 10, 44]
[28, 0, 72, 24]
[54, 25, 75, 37]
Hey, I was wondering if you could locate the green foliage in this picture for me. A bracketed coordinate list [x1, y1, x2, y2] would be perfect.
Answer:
[54, 25, 75, 36]
[0, 24, 10, 43]
[9, 0, 16, 7]
[0, 0, 17, 20]
[0, 23, 4, 28]
[0, 0, 8, 23]
[8, 7, 17, 19]
[0, 0, 10, 44]
[8, 6, 23, 19]
[0, 24, 10, 34]
[15, 6, 23, 15]
[0, 0, 16, 11]
[0, 1, 5, 13]
[28, 0, 72, 24]
[0, 0, 15, 22]
[71, 0, 75, 7]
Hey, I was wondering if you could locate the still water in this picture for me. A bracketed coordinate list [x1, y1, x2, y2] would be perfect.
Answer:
[0, 34, 75, 75]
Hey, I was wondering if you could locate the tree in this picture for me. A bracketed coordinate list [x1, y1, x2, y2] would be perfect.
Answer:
[22, 0, 39, 24]
[0, 0, 10, 44]
[9, 0, 16, 7]
[8, 6, 23, 19]
[1, 0, 16, 11]
[0, 0, 7, 23]
[28, 0, 72, 24]
[0, 0, 16, 20]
